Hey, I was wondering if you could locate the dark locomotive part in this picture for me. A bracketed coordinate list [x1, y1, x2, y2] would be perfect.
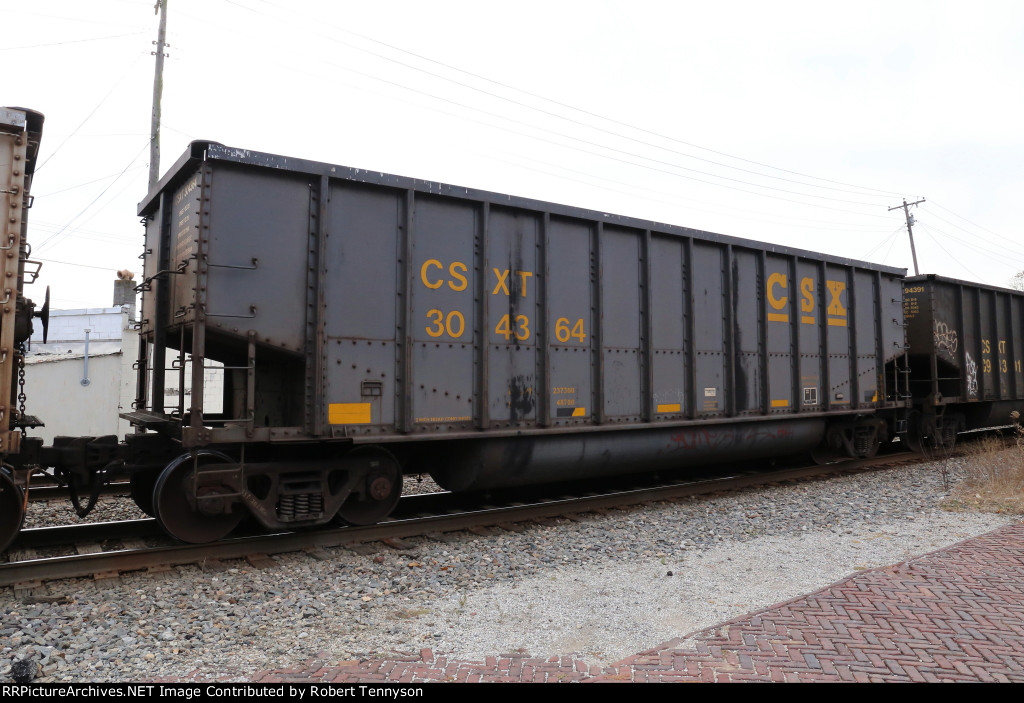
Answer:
[3, 114, 1024, 551]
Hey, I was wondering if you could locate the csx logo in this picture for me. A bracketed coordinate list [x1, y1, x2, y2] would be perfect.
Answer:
[766, 273, 848, 327]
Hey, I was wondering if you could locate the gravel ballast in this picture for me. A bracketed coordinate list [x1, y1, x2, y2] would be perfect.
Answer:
[1, 456, 1017, 682]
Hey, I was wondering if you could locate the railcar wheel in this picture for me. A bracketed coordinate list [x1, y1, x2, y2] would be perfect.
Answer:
[938, 421, 958, 450]
[810, 444, 841, 465]
[153, 453, 243, 544]
[0, 469, 25, 553]
[130, 471, 159, 517]
[334, 447, 402, 526]
[904, 411, 928, 454]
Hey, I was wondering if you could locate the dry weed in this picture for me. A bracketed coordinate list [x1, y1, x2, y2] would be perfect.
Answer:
[943, 412, 1024, 515]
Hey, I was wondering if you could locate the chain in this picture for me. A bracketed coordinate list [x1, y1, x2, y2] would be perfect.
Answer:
[16, 342, 26, 422]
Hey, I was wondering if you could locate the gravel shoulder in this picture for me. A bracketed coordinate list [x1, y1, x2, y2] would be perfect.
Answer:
[2, 455, 1018, 682]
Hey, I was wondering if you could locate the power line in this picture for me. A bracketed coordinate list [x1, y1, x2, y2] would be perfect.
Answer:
[491, 150, 889, 231]
[0, 30, 146, 51]
[34, 138, 151, 253]
[246, 0, 907, 199]
[0, 6, 149, 31]
[176, 0, 905, 206]
[34, 164, 148, 197]
[34, 257, 130, 273]
[918, 227, 985, 282]
[862, 226, 906, 261]
[878, 227, 903, 267]
[926, 200, 1023, 254]
[35, 50, 147, 172]
[918, 222, 1024, 270]
[143, 1, 908, 230]
[198, 41, 896, 215]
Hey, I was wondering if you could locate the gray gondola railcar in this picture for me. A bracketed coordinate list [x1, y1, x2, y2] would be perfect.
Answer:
[903, 274, 1024, 447]
[129, 141, 909, 540]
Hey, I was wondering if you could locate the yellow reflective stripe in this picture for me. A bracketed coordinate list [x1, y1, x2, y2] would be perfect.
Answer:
[656, 403, 681, 413]
[571, 407, 586, 417]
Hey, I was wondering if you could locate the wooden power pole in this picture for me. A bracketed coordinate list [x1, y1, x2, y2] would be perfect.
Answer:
[149, 0, 169, 189]
[890, 197, 926, 275]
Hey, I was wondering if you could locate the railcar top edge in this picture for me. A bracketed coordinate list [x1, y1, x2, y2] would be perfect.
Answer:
[905, 273, 1024, 297]
[139, 140, 907, 279]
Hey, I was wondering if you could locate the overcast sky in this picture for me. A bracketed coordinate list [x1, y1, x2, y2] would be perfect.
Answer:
[4, 0, 1023, 309]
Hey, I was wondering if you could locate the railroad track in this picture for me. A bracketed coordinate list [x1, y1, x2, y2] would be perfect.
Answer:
[26, 481, 131, 502]
[1, 451, 924, 590]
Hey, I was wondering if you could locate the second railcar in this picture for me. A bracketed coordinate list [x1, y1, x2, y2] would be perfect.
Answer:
[903, 274, 1024, 448]
[126, 141, 909, 541]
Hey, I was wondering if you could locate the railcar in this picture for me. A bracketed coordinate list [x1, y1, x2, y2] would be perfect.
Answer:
[0, 107, 48, 553]
[903, 275, 1024, 449]
[6, 123, 1024, 552]
[106, 140, 908, 543]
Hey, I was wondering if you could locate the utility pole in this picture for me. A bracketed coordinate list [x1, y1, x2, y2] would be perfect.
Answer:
[149, 0, 169, 189]
[889, 197, 925, 275]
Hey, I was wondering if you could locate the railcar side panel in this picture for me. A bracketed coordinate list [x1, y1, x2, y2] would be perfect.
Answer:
[546, 217, 593, 428]
[796, 259, 823, 411]
[139, 198, 163, 337]
[1014, 295, 1024, 400]
[692, 242, 727, 418]
[600, 225, 643, 422]
[764, 254, 793, 415]
[732, 249, 762, 417]
[484, 206, 541, 428]
[205, 165, 311, 354]
[853, 269, 879, 408]
[825, 264, 852, 411]
[323, 182, 403, 433]
[168, 170, 202, 328]
[648, 234, 687, 420]
[409, 195, 478, 432]
[904, 274, 1024, 431]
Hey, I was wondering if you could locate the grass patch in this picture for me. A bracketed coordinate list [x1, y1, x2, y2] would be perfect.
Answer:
[943, 413, 1024, 515]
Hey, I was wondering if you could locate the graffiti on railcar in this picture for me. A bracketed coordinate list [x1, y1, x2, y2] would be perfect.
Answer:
[933, 321, 958, 354]
[670, 426, 795, 450]
[965, 351, 979, 398]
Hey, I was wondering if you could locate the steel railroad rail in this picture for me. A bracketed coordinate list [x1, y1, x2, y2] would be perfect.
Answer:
[1, 453, 922, 589]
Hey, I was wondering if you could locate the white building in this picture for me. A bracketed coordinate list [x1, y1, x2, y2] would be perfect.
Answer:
[29, 307, 126, 356]
[22, 279, 226, 444]
[22, 280, 139, 444]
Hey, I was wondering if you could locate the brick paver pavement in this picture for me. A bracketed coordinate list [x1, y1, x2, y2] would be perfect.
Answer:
[251, 522, 1024, 683]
